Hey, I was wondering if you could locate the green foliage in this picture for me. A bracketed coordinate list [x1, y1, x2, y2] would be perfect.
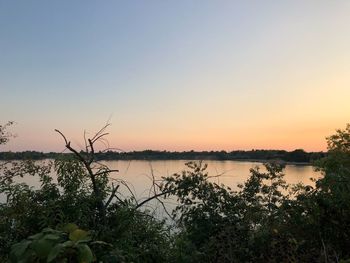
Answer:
[0, 155, 172, 262]
[239, 162, 288, 219]
[310, 123, 350, 260]
[162, 161, 290, 262]
[10, 224, 94, 263]
[2, 122, 350, 262]
[0, 124, 172, 262]
[161, 124, 350, 262]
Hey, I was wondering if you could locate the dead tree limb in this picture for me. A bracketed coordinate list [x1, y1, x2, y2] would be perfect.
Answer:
[135, 190, 173, 210]
[55, 128, 106, 223]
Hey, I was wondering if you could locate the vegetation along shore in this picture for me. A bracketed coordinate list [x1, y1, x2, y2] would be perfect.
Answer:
[0, 149, 325, 163]
[1, 122, 349, 262]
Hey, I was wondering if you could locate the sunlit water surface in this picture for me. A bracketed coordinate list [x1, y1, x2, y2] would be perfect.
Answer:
[1, 160, 321, 218]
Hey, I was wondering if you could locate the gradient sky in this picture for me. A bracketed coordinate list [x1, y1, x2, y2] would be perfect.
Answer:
[1, 1, 349, 152]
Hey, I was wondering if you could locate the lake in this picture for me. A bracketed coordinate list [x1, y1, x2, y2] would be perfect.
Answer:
[103, 160, 321, 212]
[1, 160, 322, 216]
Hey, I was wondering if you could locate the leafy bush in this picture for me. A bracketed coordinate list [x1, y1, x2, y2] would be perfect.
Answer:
[1, 125, 172, 262]
[10, 224, 95, 263]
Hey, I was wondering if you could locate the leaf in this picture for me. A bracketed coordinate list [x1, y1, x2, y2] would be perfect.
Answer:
[69, 229, 89, 242]
[42, 228, 56, 234]
[62, 240, 74, 248]
[43, 234, 61, 241]
[77, 244, 94, 263]
[31, 239, 54, 259]
[10, 240, 31, 258]
[28, 233, 44, 240]
[63, 223, 78, 233]
[47, 243, 64, 262]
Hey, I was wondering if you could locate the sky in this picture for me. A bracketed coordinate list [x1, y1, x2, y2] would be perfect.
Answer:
[0, 1, 349, 152]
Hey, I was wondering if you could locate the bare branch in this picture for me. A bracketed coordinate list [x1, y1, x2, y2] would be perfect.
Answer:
[55, 129, 87, 166]
[105, 184, 120, 208]
[156, 196, 174, 220]
[91, 123, 110, 142]
[55, 128, 104, 222]
[135, 190, 173, 210]
[95, 169, 119, 177]
[111, 178, 138, 204]
[91, 133, 109, 144]
[88, 138, 95, 164]
[54, 129, 68, 145]
[84, 130, 89, 153]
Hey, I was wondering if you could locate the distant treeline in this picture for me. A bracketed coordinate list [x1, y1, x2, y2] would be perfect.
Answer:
[0, 149, 326, 163]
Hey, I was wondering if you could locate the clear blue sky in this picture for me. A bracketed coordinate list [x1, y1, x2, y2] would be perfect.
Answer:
[1, 1, 349, 152]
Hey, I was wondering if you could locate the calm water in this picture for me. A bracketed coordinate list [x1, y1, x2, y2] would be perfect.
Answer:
[1, 160, 321, 214]
[104, 160, 321, 201]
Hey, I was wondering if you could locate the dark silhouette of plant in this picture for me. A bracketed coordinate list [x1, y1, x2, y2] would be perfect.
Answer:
[0, 121, 14, 145]
[1, 123, 172, 262]
[3, 122, 350, 262]
[10, 224, 97, 263]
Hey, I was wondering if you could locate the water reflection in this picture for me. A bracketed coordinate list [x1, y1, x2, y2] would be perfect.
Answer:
[104, 160, 321, 198]
[1, 160, 321, 214]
